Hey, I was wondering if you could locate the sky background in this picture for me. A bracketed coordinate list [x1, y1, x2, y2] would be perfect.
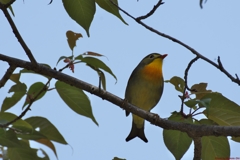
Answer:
[1, 0, 240, 160]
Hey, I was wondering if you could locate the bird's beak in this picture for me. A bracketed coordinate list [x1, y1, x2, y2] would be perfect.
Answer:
[161, 54, 168, 59]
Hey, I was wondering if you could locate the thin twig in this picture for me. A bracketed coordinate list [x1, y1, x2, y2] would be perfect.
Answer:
[136, 0, 164, 21]
[192, 112, 203, 117]
[180, 57, 199, 115]
[111, 1, 240, 86]
[1, 61, 74, 127]
[0, 6, 38, 66]
[184, 57, 199, 91]
[0, 64, 16, 88]
[0, 78, 51, 128]
[193, 137, 202, 160]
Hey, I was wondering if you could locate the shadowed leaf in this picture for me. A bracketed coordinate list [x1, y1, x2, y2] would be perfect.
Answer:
[22, 82, 47, 109]
[75, 56, 117, 82]
[1, 83, 27, 112]
[36, 139, 58, 159]
[163, 112, 192, 160]
[200, 118, 230, 160]
[8, 148, 48, 160]
[39, 148, 50, 160]
[25, 116, 67, 144]
[10, 73, 20, 83]
[55, 81, 98, 125]
[202, 136, 230, 160]
[165, 76, 185, 93]
[0, 112, 32, 132]
[0, 129, 22, 147]
[202, 92, 240, 126]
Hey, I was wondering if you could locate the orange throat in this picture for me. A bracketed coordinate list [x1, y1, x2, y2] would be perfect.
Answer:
[141, 58, 163, 81]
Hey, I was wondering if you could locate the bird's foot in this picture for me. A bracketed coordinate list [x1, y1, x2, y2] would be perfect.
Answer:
[151, 113, 160, 125]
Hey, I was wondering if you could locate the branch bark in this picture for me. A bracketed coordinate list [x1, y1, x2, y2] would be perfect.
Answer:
[193, 137, 202, 160]
[1, 53, 240, 137]
[0, 64, 16, 88]
[0, 3, 38, 66]
[111, 1, 240, 86]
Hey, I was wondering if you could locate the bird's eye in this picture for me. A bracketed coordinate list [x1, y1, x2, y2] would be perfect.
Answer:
[149, 54, 154, 59]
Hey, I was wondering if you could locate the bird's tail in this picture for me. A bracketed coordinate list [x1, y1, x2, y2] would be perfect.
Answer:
[125, 120, 148, 143]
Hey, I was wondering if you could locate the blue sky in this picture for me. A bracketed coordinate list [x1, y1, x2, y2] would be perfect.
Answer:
[1, 0, 240, 159]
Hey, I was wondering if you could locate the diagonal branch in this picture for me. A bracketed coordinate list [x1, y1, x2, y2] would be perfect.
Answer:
[0, 64, 16, 88]
[1, 53, 240, 137]
[180, 57, 199, 115]
[193, 137, 202, 160]
[0, 4, 38, 66]
[111, 1, 240, 86]
[136, 0, 164, 21]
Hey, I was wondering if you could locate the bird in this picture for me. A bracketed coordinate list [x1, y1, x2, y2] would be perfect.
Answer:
[125, 53, 167, 143]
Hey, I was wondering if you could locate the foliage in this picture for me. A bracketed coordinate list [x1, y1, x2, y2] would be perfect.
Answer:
[0, 0, 239, 160]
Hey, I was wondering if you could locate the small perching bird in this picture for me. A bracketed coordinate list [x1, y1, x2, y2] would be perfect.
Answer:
[125, 53, 167, 143]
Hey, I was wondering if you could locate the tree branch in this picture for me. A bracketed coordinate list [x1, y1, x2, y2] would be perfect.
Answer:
[0, 4, 38, 66]
[193, 137, 202, 160]
[1, 53, 240, 137]
[136, 0, 164, 21]
[180, 57, 199, 115]
[111, 1, 240, 86]
[0, 64, 16, 88]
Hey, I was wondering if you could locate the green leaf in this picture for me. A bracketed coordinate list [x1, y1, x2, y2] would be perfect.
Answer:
[202, 136, 230, 160]
[8, 148, 47, 160]
[202, 92, 240, 126]
[163, 112, 192, 160]
[22, 82, 47, 109]
[0, 112, 33, 132]
[196, 98, 211, 108]
[17, 130, 47, 140]
[75, 56, 117, 82]
[10, 73, 20, 83]
[1, 83, 27, 112]
[25, 116, 67, 144]
[36, 139, 58, 159]
[56, 55, 73, 66]
[165, 76, 185, 93]
[83, 51, 105, 57]
[66, 30, 83, 51]
[96, 0, 127, 25]
[39, 148, 50, 160]
[184, 99, 197, 108]
[62, 0, 95, 37]
[88, 64, 106, 90]
[0, 129, 22, 147]
[98, 70, 106, 90]
[231, 136, 240, 143]
[55, 80, 98, 125]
